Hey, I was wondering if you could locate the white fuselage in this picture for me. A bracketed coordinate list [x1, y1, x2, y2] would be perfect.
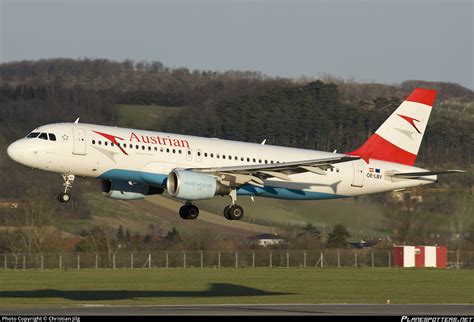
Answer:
[7, 122, 436, 200]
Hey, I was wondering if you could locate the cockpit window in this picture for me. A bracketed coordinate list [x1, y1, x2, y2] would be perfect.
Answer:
[38, 133, 48, 140]
[26, 132, 40, 138]
[48, 133, 56, 141]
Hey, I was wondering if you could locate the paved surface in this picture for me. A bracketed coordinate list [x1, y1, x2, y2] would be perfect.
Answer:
[1, 304, 473, 315]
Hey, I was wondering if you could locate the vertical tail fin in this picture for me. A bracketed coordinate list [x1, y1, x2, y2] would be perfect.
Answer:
[348, 88, 437, 165]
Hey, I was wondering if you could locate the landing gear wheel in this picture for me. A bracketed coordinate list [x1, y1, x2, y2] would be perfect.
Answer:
[227, 205, 244, 220]
[57, 193, 71, 203]
[179, 206, 188, 219]
[223, 206, 232, 220]
[58, 174, 75, 203]
[179, 204, 199, 220]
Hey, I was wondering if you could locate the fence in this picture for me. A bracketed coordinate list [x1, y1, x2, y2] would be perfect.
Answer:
[1, 250, 473, 270]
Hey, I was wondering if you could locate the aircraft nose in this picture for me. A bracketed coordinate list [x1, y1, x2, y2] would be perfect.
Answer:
[7, 141, 23, 162]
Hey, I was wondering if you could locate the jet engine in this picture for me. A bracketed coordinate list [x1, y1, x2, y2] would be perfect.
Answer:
[167, 170, 231, 200]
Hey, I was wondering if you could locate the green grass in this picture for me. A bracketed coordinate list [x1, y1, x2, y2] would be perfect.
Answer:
[115, 104, 184, 129]
[0, 268, 472, 307]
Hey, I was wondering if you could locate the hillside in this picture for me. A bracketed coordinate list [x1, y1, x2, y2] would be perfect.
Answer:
[0, 58, 472, 253]
[58, 192, 275, 241]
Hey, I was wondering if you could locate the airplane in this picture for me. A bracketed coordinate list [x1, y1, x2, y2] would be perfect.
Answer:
[6, 88, 465, 221]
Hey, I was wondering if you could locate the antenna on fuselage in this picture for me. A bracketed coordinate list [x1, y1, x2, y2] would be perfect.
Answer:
[74, 117, 80, 124]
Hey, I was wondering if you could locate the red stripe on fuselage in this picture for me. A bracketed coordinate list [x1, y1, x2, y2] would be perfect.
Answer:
[348, 133, 416, 165]
[93, 131, 128, 155]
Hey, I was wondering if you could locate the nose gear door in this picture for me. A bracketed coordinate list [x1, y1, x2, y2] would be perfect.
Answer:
[72, 128, 86, 155]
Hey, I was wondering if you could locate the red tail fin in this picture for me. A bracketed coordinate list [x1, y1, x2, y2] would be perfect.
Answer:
[348, 88, 437, 165]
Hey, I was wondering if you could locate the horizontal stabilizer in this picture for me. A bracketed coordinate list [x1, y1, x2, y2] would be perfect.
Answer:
[390, 170, 466, 178]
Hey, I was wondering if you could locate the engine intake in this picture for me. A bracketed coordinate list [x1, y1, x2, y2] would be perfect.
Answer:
[167, 170, 231, 200]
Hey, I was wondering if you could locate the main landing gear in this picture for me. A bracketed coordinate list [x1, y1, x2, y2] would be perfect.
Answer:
[179, 202, 199, 220]
[57, 174, 75, 203]
[178, 190, 245, 221]
[223, 190, 244, 221]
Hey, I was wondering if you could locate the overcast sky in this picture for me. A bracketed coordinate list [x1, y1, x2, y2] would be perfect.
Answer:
[1, 0, 472, 89]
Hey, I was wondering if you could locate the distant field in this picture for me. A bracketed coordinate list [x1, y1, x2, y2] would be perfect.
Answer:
[195, 196, 387, 238]
[0, 268, 472, 307]
[115, 104, 184, 129]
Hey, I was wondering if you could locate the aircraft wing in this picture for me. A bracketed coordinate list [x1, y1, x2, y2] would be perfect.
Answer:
[186, 155, 359, 187]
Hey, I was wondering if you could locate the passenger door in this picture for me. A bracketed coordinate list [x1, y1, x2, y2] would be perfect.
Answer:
[72, 128, 86, 155]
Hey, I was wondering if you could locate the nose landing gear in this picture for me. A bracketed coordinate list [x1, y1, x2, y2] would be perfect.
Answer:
[57, 174, 75, 203]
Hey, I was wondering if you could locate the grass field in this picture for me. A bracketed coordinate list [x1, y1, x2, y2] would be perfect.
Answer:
[115, 104, 184, 129]
[0, 268, 472, 307]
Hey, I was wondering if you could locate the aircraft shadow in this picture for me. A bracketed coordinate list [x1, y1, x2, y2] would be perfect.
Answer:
[0, 283, 292, 301]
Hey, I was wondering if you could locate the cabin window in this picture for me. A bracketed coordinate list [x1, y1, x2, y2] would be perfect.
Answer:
[265, 160, 268, 164]
[178, 150, 182, 154]
[187, 150, 191, 155]
[234, 156, 238, 161]
[222, 155, 226, 159]
[259, 159, 262, 163]
[172, 149, 176, 153]
[216, 154, 220, 159]
[247, 157, 250, 162]
[148, 146, 151, 151]
[92, 140, 96, 145]
[160, 147, 164, 152]
[135, 145, 139, 149]
[210, 153, 214, 158]
[166, 148, 170, 153]
[204, 153, 208, 157]
[98, 141, 102, 145]
[197, 151, 201, 157]
[253, 158, 256, 163]
[105, 141, 109, 146]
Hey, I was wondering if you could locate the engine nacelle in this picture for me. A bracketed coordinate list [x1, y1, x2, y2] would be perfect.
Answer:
[102, 180, 163, 200]
[167, 170, 231, 200]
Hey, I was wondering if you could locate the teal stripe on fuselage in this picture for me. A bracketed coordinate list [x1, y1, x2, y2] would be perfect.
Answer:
[98, 169, 347, 200]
